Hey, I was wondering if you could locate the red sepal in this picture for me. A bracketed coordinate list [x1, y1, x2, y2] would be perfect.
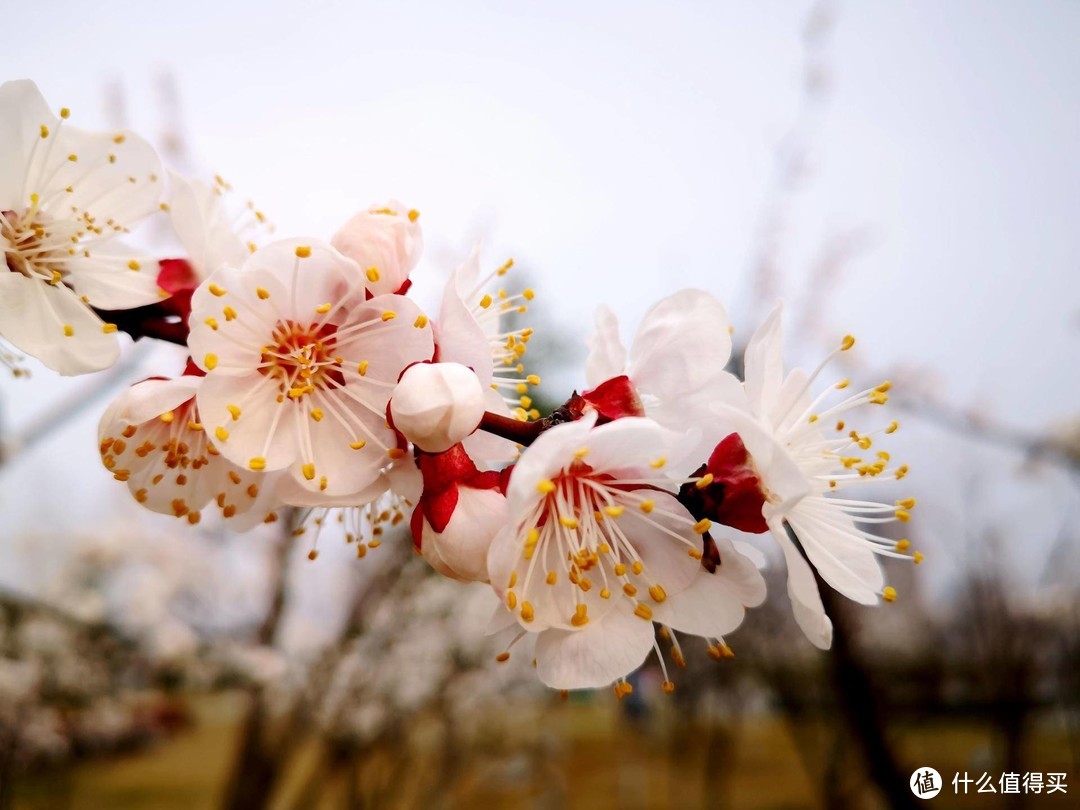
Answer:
[412, 443, 505, 539]
[679, 432, 769, 535]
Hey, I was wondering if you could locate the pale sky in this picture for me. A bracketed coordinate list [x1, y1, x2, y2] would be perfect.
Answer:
[1, 1, 1077, 626]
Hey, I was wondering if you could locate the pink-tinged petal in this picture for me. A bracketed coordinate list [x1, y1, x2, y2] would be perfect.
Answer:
[534, 603, 655, 689]
[66, 239, 162, 310]
[0, 274, 118, 375]
[330, 201, 421, 296]
[187, 265, 279, 375]
[112, 376, 201, 425]
[276, 472, 389, 509]
[787, 497, 884, 605]
[504, 412, 598, 514]
[166, 172, 249, 278]
[422, 487, 507, 583]
[742, 303, 784, 417]
[485, 604, 519, 636]
[584, 305, 626, 387]
[285, 391, 388, 497]
[242, 238, 363, 316]
[770, 517, 833, 650]
[731, 538, 769, 570]
[0, 80, 54, 209]
[436, 250, 494, 382]
[336, 293, 434, 387]
[197, 372, 297, 471]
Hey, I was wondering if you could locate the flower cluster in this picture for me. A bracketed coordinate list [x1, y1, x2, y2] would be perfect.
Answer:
[3, 80, 920, 693]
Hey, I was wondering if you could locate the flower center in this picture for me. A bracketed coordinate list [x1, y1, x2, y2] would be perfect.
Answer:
[1, 206, 70, 284]
[260, 320, 346, 399]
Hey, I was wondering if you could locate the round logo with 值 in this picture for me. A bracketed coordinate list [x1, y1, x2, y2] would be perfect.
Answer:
[910, 767, 942, 799]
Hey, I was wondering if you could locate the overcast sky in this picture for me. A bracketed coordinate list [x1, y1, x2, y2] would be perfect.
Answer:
[2, 1, 1077, 627]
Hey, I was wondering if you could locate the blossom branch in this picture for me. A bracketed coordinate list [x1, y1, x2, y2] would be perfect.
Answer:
[478, 410, 545, 447]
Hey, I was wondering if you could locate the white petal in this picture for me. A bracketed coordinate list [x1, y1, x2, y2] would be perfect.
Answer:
[276, 472, 389, 508]
[629, 289, 732, 405]
[0, 274, 118, 375]
[534, 603, 655, 689]
[66, 239, 162, 310]
[616, 490, 701, 597]
[771, 517, 833, 649]
[111, 376, 201, 424]
[242, 238, 363, 317]
[742, 303, 784, 417]
[712, 404, 810, 509]
[787, 498, 883, 605]
[167, 172, 248, 278]
[0, 81, 55, 208]
[651, 537, 765, 639]
[187, 265, 278, 375]
[584, 305, 626, 387]
[436, 252, 494, 383]
[425, 487, 507, 583]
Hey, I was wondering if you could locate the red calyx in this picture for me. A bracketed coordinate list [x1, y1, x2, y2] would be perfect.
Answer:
[553, 375, 646, 427]
[409, 443, 504, 548]
[678, 432, 769, 536]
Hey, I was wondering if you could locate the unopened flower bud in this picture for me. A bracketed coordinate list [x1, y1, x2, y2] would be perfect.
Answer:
[390, 362, 485, 453]
[331, 200, 422, 295]
[419, 486, 508, 583]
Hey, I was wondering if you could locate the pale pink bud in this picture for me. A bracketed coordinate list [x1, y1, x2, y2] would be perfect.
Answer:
[390, 362, 486, 453]
[330, 200, 422, 296]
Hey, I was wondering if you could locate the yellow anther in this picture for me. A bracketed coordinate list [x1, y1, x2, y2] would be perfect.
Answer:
[571, 604, 589, 626]
[573, 446, 589, 459]
[841, 334, 855, 351]
[256, 287, 270, 299]
[546, 571, 557, 585]
[205, 317, 218, 330]
[559, 515, 579, 529]
[159, 411, 175, 424]
[223, 306, 238, 321]
[895, 509, 911, 523]
[639, 499, 655, 513]
[537, 479, 556, 494]
[215, 426, 229, 442]
[226, 404, 241, 421]
[387, 448, 405, 460]
[506, 591, 517, 609]
[209, 283, 226, 297]
[650, 456, 667, 469]
[507, 571, 518, 588]
[693, 518, 712, 535]
[614, 563, 627, 576]
[310, 408, 324, 422]
[366, 267, 381, 282]
[882, 586, 897, 603]
[60, 107, 70, 119]
[407, 209, 420, 222]
[523, 288, 535, 300]
[631, 561, 644, 575]
[102, 323, 117, 334]
[204, 353, 218, 370]
[127, 260, 140, 271]
[357, 360, 368, 376]
[895, 539, 911, 552]
[896, 465, 909, 479]
[648, 585, 667, 603]
[688, 548, 703, 560]
[520, 601, 535, 622]
[808, 414, 819, 423]
[875, 381, 892, 393]
[295, 245, 311, 258]
[67, 154, 78, 162]
[634, 603, 654, 621]
[516, 383, 528, 394]
[381, 311, 396, 321]
[836, 378, 850, 389]
[604, 505, 624, 518]
[623, 583, 637, 597]
[695, 473, 714, 489]
[302, 463, 315, 480]
[527, 375, 541, 386]
[896, 497, 916, 510]
[249, 457, 266, 471]
[414, 315, 428, 328]
[869, 391, 889, 405]
[315, 303, 332, 314]
[40, 124, 49, 138]
[497, 258, 514, 276]
[349, 440, 366, 450]
[520, 395, 533, 408]
[886, 421, 899, 434]
[913, 551, 925, 564]
[495, 652, 510, 663]
[479, 294, 493, 309]
[600, 587, 611, 599]
[598, 543, 611, 554]
[63, 324, 74, 337]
